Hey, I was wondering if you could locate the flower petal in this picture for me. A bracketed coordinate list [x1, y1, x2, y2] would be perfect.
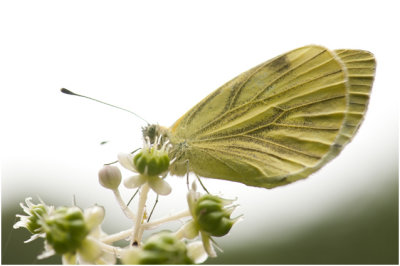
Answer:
[179, 220, 199, 239]
[13, 218, 28, 229]
[24, 233, 45, 243]
[77, 238, 103, 264]
[148, 176, 172, 196]
[124, 175, 147, 188]
[89, 225, 108, 239]
[187, 241, 208, 264]
[201, 232, 217, 258]
[118, 153, 137, 172]
[62, 252, 77, 265]
[96, 251, 117, 265]
[84, 205, 105, 231]
[25, 197, 34, 208]
[37, 241, 56, 260]
[121, 247, 141, 264]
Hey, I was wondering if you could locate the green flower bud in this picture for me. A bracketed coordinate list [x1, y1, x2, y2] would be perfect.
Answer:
[25, 204, 47, 234]
[133, 147, 169, 176]
[138, 232, 194, 264]
[14, 198, 52, 240]
[44, 206, 89, 255]
[194, 194, 236, 237]
[98, 165, 122, 190]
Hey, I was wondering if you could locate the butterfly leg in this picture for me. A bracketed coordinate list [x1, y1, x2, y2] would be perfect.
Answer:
[147, 194, 159, 222]
[185, 159, 190, 190]
[184, 159, 209, 193]
[127, 187, 140, 206]
[195, 174, 210, 194]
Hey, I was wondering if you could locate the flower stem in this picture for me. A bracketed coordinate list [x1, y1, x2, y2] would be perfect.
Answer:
[131, 183, 150, 245]
[100, 209, 191, 244]
[142, 209, 191, 229]
[89, 236, 123, 256]
[113, 189, 135, 220]
[101, 228, 133, 244]
[173, 225, 187, 239]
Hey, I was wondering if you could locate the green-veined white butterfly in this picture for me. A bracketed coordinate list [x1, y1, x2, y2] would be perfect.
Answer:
[143, 45, 376, 189]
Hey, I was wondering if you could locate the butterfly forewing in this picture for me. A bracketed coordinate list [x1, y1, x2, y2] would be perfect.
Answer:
[168, 45, 375, 189]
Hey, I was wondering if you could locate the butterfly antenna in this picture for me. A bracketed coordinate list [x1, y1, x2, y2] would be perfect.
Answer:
[60, 88, 150, 125]
[104, 147, 141, 165]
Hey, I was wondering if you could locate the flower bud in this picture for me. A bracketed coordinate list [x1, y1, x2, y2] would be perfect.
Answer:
[84, 205, 105, 231]
[44, 206, 89, 255]
[193, 194, 236, 237]
[98, 165, 122, 190]
[123, 232, 194, 264]
[133, 148, 169, 176]
[25, 204, 47, 234]
[14, 198, 50, 238]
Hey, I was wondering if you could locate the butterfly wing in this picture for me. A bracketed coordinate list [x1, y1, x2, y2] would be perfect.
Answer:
[168, 45, 375, 188]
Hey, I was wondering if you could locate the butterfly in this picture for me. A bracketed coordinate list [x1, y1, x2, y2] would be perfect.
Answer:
[149, 45, 375, 189]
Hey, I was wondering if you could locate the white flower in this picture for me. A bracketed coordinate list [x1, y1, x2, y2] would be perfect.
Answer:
[13, 197, 53, 243]
[118, 152, 172, 196]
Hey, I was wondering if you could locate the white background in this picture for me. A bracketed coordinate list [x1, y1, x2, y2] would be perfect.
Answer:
[1, 0, 398, 263]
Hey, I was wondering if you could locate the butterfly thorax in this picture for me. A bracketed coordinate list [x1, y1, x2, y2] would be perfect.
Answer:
[168, 140, 191, 177]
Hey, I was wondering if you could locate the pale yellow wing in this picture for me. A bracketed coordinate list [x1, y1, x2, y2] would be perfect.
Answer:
[168, 45, 375, 188]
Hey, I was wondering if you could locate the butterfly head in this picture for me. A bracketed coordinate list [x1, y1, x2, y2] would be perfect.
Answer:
[142, 124, 170, 145]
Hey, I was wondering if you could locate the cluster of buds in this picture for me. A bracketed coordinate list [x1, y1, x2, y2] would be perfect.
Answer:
[14, 198, 114, 264]
[14, 136, 241, 264]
